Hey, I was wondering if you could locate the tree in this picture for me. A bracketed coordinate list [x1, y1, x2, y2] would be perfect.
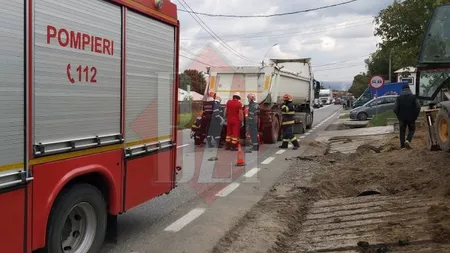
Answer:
[348, 73, 370, 98]
[182, 69, 207, 94]
[179, 73, 191, 91]
[373, 0, 450, 68]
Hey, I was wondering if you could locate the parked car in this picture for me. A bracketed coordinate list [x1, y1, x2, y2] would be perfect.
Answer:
[349, 95, 398, 121]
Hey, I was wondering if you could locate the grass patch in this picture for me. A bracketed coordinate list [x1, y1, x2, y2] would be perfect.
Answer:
[368, 110, 396, 127]
[178, 113, 194, 129]
[339, 113, 350, 119]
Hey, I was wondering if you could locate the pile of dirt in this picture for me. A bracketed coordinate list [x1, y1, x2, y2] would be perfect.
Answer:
[212, 124, 450, 253]
[312, 125, 450, 199]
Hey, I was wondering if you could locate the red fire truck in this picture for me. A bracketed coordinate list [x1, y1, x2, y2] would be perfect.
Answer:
[0, 0, 180, 252]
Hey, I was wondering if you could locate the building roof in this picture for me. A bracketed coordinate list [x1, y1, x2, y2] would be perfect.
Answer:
[178, 88, 203, 101]
[394, 67, 417, 73]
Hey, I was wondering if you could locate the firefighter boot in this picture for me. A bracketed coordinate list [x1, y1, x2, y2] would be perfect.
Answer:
[292, 139, 300, 150]
[278, 141, 288, 149]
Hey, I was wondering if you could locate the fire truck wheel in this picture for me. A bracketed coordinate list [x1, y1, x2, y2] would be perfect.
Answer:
[45, 183, 107, 253]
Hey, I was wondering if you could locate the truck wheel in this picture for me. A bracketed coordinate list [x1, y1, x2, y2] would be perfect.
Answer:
[263, 116, 279, 144]
[435, 109, 450, 151]
[44, 183, 107, 253]
[293, 122, 305, 134]
[306, 115, 313, 129]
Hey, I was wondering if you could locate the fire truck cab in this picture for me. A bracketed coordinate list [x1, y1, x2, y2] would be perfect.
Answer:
[0, 0, 180, 252]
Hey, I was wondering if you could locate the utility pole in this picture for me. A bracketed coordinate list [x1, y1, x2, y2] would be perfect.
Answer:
[388, 50, 392, 82]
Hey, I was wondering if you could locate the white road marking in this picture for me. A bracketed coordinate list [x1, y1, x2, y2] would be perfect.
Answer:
[243, 168, 260, 178]
[304, 132, 310, 135]
[177, 144, 189, 149]
[261, 157, 275, 164]
[314, 104, 332, 111]
[164, 208, 206, 232]
[216, 182, 240, 197]
[275, 150, 286, 155]
[300, 136, 306, 139]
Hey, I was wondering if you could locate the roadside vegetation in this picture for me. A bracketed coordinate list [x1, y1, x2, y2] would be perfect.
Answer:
[178, 112, 194, 129]
[368, 110, 396, 127]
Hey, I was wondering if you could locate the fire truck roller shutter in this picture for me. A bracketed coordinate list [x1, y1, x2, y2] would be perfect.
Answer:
[123, 10, 176, 209]
[33, 0, 122, 150]
[125, 10, 175, 145]
[0, 1, 27, 253]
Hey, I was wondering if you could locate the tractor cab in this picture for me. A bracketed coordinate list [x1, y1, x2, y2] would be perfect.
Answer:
[417, 4, 450, 101]
[417, 4, 450, 151]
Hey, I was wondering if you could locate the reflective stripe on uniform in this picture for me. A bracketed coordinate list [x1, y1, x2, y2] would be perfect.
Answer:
[282, 120, 295, 125]
[282, 111, 295, 115]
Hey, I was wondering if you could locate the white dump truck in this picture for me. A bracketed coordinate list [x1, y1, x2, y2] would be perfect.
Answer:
[202, 58, 314, 144]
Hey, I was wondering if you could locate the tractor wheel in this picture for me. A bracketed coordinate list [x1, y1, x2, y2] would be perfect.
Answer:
[263, 115, 279, 144]
[435, 108, 450, 151]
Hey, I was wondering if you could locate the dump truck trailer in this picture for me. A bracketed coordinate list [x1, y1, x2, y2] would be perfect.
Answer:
[199, 58, 314, 144]
[0, 0, 180, 252]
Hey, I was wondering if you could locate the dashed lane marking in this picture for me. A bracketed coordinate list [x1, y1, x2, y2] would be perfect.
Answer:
[243, 167, 260, 178]
[275, 150, 286, 155]
[261, 157, 275, 164]
[164, 208, 206, 232]
[177, 144, 189, 148]
[216, 182, 240, 197]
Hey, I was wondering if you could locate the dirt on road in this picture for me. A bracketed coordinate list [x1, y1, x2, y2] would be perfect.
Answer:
[212, 125, 450, 253]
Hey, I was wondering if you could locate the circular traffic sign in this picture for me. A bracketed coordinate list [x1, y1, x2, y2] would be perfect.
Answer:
[369, 75, 384, 89]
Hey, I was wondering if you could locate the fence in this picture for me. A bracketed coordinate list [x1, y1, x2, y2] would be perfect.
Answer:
[178, 101, 203, 114]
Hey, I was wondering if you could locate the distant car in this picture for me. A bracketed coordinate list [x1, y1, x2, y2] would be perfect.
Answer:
[334, 97, 341, 105]
[349, 95, 398, 121]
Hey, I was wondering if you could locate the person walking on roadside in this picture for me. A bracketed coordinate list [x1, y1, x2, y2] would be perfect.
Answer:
[224, 92, 243, 151]
[279, 94, 300, 150]
[246, 93, 260, 152]
[393, 84, 421, 149]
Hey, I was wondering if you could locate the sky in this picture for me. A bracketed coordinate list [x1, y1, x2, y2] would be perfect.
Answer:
[176, 0, 394, 89]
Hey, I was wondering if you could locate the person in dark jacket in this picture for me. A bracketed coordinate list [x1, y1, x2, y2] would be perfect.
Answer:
[393, 84, 421, 149]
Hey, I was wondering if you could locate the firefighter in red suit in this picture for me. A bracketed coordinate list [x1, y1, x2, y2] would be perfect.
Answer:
[225, 92, 243, 151]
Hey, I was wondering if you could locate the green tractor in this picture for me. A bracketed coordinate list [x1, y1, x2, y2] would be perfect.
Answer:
[418, 4, 450, 151]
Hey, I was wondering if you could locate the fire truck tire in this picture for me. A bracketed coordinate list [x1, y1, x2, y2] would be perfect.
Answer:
[44, 183, 107, 253]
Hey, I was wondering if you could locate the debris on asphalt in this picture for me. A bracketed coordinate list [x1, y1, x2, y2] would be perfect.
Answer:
[212, 124, 450, 253]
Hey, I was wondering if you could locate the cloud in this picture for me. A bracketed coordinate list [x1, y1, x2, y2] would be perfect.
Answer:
[178, 0, 392, 83]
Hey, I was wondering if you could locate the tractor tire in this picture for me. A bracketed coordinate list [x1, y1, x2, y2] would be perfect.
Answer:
[435, 108, 450, 151]
[263, 115, 280, 144]
[44, 183, 107, 253]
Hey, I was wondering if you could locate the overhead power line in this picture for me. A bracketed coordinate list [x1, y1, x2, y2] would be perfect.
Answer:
[181, 17, 373, 41]
[314, 63, 363, 72]
[181, 21, 373, 42]
[177, 0, 258, 63]
[177, 0, 358, 18]
[313, 54, 370, 68]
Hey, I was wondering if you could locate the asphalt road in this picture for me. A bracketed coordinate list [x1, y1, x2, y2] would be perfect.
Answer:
[101, 104, 342, 253]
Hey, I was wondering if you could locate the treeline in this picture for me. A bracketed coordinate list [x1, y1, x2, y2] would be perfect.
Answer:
[348, 0, 450, 98]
